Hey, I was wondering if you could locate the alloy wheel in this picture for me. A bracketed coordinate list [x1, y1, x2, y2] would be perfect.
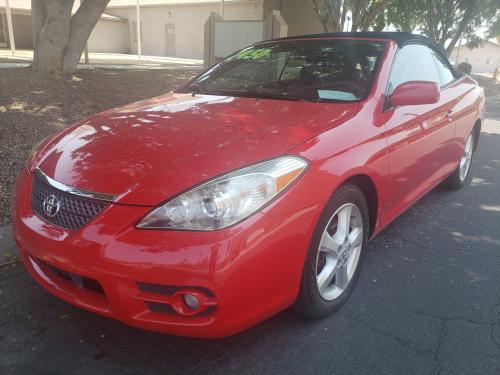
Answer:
[459, 134, 474, 181]
[315, 203, 363, 301]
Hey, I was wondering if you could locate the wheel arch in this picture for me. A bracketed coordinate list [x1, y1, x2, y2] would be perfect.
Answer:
[339, 174, 379, 238]
[472, 118, 481, 151]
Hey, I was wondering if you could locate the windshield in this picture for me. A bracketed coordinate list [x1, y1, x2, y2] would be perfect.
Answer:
[177, 39, 387, 102]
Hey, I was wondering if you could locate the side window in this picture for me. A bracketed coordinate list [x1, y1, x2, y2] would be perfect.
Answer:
[430, 49, 455, 86]
[388, 44, 440, 94]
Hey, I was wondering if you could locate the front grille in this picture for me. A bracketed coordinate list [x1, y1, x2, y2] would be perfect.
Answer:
[32, 174, 109, 230]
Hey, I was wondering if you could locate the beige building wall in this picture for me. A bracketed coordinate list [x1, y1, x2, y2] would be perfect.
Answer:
[10, 13, 32, 49]
[264, 0, 322, 36]
[88, 19, 129, 53]
[0, 12, 33, 49]
[451, 41, 500, 74]
[107, 3, 263, 59]
[0, 7, 129, 54]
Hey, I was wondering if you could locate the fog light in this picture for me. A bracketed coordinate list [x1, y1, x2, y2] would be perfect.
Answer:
[183, 293, 200, 310]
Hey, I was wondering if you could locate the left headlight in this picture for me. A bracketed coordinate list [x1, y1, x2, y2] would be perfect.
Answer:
[137, 156, 309, 231]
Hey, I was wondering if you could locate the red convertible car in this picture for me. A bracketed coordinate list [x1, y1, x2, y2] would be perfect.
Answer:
[12, 32, 485, 337]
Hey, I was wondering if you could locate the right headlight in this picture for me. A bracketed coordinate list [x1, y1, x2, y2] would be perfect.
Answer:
[137, 156, 309, 231]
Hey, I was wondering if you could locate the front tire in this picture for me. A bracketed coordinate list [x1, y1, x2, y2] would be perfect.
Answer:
[295, 184, 369, 318]
[444, 132, 475, 190]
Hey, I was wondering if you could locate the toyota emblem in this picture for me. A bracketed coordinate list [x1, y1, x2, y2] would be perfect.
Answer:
[42, 195, 60, 218]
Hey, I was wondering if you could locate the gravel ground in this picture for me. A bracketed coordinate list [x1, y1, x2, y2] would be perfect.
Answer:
[0, 65, 200, 226]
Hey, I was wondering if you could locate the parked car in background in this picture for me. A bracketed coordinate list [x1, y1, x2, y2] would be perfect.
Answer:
[12, 32, 485, 338]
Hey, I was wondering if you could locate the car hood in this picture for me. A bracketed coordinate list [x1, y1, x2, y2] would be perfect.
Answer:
[36, 93, 359, 206]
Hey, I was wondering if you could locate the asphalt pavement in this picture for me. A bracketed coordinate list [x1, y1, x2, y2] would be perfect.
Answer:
[1, 119, 499, 374]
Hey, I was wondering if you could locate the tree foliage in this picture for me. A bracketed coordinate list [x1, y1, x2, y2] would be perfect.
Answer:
[31, 0, 110, 74]
[384, 0, 426, 32]
[423, 0, 498, 54]
[310, 0, 395, 32]
[384, 0, 499, 55]
[310, 0, 499, 55]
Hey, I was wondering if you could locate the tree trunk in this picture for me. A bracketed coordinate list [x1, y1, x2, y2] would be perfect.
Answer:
[311, 0, 394, 33]
[31, 0, 110, 74]
[445, 9, 475, 56]
[340, 2, 348, 31]
[325, 0, 342, 32]
[425, 0, 438, 41]
[31, 0, 46, 50]
[310, 0, 331, 32]
[63, 0, 110, 73]
[351, 0, 370, 31]
[32, 0, 74, 74]
[357, 0, 394, 31]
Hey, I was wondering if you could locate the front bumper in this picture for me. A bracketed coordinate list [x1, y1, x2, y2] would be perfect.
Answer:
[12, 169, 321, 338]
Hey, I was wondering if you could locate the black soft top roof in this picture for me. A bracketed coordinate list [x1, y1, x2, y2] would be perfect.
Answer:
[272, 31, 443, 52]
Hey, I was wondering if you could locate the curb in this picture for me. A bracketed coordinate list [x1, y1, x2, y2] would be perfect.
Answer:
[0, 225, 19, 266]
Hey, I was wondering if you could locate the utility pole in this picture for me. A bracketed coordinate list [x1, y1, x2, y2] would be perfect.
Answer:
[136, 0, 142, 59]
[5, 0, 15, 56]
[220, 0, 225, 19]
[84, 43, 89, 64]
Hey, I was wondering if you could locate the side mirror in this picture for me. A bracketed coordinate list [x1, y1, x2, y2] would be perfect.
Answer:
[390, 81, 440, 107]
[458, 62, 472, 75]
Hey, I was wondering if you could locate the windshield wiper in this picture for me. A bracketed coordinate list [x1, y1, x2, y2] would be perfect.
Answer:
[207, 89, 305, 102]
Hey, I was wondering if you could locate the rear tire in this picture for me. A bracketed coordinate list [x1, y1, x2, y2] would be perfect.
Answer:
[295, 184, 369, 318]
[443, 132, 475, 190]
